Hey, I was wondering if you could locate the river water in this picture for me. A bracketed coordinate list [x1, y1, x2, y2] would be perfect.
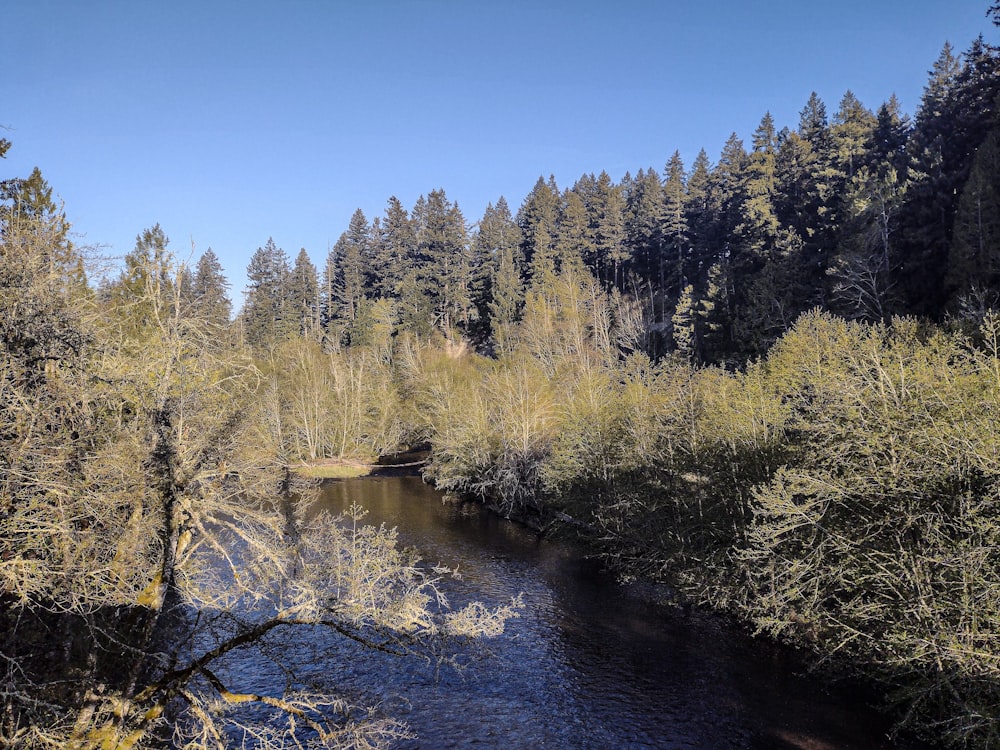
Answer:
[300, 474, 928, 750]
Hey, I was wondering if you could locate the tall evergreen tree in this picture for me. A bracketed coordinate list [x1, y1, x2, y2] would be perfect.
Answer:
[684, 148, 714, 284]
[869, 94, 911, 176]
[738, 112, 781, 258]
[413, 189, 474, 335]
[289, 247, 320, 339]
[624, 166, 665, 289]
[799, 92, 831, 152]
[241, 238, 291, 347]
[517, 176, 560, 285]
[0, 166, 83, 289]
[898, 42, 967, 316]
[696, 134, 748, 356]
[111, 224, 173, 335]
[554, 188, 590, 279]
[191, 248, 232, 326]
[947, 126, 1000, 308]
[327, 209, 370, 329]
[584, 171, 627, 289]
[660, 154, 689, 301]
[475, 198, 524, 353]
[371, 196, 415, 300]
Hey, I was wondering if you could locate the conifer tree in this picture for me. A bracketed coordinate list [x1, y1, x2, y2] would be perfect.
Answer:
[711, 132, 749, 244]
[191, 248, 232, 326]
[684, 148, 714, 284]
[111, 224, 174, 336]
[798, 92, 831, 152]
[289, 247, 320, 338]
[0, 166, 83, 290]
[332, 209, 370, 325]
[517, 176, 560, 284]
[739, 112, 780, 253]
[241, 238, 291, 347]
[869, 94, 911, 176]
[372, 197, 415, 300]
[795, 92, 843, 247]
[896, 43, 963, 316]
[589, 171, 627, 290]
[624, 166, 665, 291]
[554, 188, 589, 279]
[947, 126, 1000, 307]
[671, 283, 700, 360]
[413, 189, 473, 335]
[475, 198, 523, 353]
[831, 91, 876, 182]
[660, 153, 688, 294]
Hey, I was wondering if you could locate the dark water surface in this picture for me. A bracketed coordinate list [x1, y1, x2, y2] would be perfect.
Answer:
[296, 475, 926, 750]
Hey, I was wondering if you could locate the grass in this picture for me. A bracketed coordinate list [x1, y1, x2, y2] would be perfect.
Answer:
[289, 459, 374, 479]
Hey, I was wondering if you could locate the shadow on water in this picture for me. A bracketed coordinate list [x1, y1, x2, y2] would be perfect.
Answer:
[2, 473, 934, 748]
[309, 475, 933, 750]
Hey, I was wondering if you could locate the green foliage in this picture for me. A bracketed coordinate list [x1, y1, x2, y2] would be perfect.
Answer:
[189, 247, 232, 325]
[743, 312, 1000, 746]
[948, 126, 1000, 307]
[241, 237, 293, 347]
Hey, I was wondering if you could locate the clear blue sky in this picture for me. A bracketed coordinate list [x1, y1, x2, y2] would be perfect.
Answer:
[4, 1, 996, 306]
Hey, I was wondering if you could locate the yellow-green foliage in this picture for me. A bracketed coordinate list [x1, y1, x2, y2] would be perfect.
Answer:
[265, 337, 406, 463]
[290, 462, 373, 479]
[741, 311, 1000, 746]
[418, 304, 1000, 747]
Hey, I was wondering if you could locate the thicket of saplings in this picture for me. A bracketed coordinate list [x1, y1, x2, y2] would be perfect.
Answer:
[389, 271, 998, 749]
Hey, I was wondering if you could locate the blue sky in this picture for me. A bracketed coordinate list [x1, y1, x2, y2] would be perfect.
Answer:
[4, 1, 997, 305]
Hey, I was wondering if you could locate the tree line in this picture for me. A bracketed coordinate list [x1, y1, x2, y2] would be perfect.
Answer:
[226, 33, 1000, 366]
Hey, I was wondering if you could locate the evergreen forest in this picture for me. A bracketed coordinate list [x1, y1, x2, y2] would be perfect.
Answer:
[4, 12, 1000, 749]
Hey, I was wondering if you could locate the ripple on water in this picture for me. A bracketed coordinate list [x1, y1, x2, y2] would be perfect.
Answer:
[205, 476, 924, 750]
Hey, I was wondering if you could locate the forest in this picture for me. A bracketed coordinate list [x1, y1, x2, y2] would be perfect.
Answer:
[3, 12, 1000, 750]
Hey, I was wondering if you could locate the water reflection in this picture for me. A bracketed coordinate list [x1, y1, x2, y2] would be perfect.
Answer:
[312, 476, 929, 750]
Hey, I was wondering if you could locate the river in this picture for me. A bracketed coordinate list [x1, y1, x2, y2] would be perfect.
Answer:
[291, 473, 929, 750]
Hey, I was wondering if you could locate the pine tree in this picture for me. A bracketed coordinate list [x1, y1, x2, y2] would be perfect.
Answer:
[797, 92, 842, 244]
[831, 91, 876, 182]
[241, 238, 291, 347]
[554, 188, 589, 279]
[684, 148, 714, 286]
[711, 133, 749, 245]
[518, 176, 560, 285]
[774, 131, 832, 311]
[110, 224, 174, 336]
[414, 189, 473, 335]
[659, 154, 689, 306]
[947, 126, 1000, 307]
[671, 283, 700, 360]
[799, 92, 831, 152]
[698, 261, 732, 363]
[372, 196, 415, 299]
[329, 209, 370, 326]
[869, 95, 911, 177]
[1, 167, 84, 293]
[191, 248, 232, 326]
[739, 112, 780, 256]
[624, 166, 665, 290]
[897, 42, 967, 316]
[289, 248, 320, 338]
[475, 198, 524, 354]
[590, 171, 627, 290]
